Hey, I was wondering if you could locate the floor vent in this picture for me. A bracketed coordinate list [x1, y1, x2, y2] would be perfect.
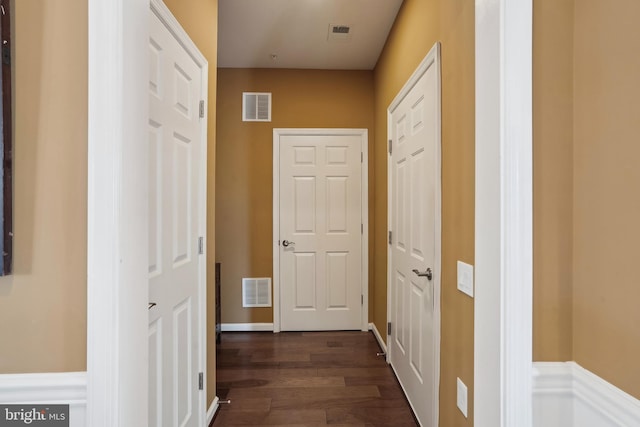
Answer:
[242, 92, 271, 122]
[242, 278, 272, 307]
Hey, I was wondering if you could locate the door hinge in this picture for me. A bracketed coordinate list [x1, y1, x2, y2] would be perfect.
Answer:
[361, 152, 364, 163]
[198, 372, 204, 390]
[361, 223, 363, 234]
[198, 237, 204, 255]
[388, 231, 392, 245]
[387, 322, 392, 336]
[361, 295, 364, 306]
[388, 139, 392, 155]
[199, 100, 205, 118]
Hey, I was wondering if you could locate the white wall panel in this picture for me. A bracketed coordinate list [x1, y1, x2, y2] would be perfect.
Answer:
[533, 362, 640, 427]
[0, 373, 87, 427]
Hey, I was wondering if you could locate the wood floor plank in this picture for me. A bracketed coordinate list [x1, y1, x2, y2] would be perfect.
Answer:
[221, 376, 345, 389]
[325, 407, 418, 426]
[215, 409, 326, 425]
[316, 368, 391, 378]
[217, 368, 319, 381]
[221, 424, 365, 427]
[270, 397, 414, 410]
[211, 331, 417, 427]
[226, 385, 380, 400]
[217, 398, 272, 412]
[343, 376, 400, 387]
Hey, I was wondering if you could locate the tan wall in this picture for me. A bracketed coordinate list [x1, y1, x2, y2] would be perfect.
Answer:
[533, 0, 640, 400]
[572, 0, 640, 399]
[0, 0, 87, 373]
[373, 1, 475, 425]
[163, 0, 219, 406]
[215, 68, 375, 324]
[532, 0, 574, 361]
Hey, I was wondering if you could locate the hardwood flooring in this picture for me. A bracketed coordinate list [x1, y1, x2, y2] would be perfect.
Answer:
[211, 331, 418, 427]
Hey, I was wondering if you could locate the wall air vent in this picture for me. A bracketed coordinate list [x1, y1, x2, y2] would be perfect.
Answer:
[332, 25, 350, 34]
[328, 24, 353, 42]
[242, 92, 271, 122]
[242, 277, 272, 307]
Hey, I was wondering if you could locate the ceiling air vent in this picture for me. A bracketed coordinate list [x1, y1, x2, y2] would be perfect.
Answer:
[243, 92, 271, 122]
[328, 24, 353, 42]
[242, 277, 272, 307]
[332, 25, 350, 34]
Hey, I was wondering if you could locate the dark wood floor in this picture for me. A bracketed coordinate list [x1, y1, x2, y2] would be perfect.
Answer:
[211, 331, 418, 427]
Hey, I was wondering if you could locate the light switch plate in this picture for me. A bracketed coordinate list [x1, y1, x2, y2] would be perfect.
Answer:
[457, 377, 468, 418]
[457, 261, 474, 298]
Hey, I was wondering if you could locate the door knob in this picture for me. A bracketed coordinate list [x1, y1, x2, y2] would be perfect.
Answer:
[412, 268, 433, 280]
[282, 240, 295, 247]
[148, 302, 157, 310]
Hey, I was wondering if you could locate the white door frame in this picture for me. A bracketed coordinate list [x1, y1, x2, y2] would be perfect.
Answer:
[87, 0, 208, 425]
[386, 42, 442, 427]
[87, 0, 148, 424]
[272, 128, 369, 333]
[474, 1, 533, 427]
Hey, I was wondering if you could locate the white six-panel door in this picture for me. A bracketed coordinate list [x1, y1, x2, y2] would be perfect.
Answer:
[388, 44, 441, 427]
[276, 131, 365, 331]
[148, 8, 207, 427]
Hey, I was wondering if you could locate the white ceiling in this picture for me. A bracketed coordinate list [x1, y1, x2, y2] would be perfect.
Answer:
[218, 0, 404, 70]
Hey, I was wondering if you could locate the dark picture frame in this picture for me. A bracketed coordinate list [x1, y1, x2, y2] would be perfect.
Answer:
[0, 0, 12, 275]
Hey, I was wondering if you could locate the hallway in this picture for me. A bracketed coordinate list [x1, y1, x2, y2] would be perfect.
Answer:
[212, 331, 418, 426]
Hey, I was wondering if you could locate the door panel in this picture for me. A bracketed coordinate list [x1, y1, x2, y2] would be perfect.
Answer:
[279, 133, 363, 331]
[148, 319, 162, 426]
[294, 252, 316, 309]
[389, 47, 441, 427]
[148, 9, 204, 427]
[326, 252, 348, 308]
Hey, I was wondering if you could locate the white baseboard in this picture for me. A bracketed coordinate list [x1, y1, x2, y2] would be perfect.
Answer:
[368, 322, 387, 355]
[221, 323, 274, 332]
[0, 372, 87, 427]
[206, 396, 220, 425]
[533, 361, 640, 427]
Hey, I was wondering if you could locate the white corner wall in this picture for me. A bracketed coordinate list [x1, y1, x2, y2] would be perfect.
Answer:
[0, 372, 87, 426]
[533, 362, 640, 427]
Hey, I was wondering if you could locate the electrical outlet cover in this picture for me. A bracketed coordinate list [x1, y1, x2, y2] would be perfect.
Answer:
[457, 377, 468, 418]
[457, 260, 474, 298]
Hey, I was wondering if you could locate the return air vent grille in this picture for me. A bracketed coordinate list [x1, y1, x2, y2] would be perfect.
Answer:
[242, 277, 272, 307]
[332, 25, 350, 34]
[328, 24, 353, 42]
[242, 92, 271, 122]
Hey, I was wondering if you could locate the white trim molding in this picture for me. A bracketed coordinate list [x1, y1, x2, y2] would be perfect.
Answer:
[207, 397, 220, 425]
[0, 372, 87, 427]
[88, 0, 149, 425]
[221, 323, 274, 332]
[368, 322, 387, 355]
[474, 0, 533, 426]
[533, 362, 640, 427]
